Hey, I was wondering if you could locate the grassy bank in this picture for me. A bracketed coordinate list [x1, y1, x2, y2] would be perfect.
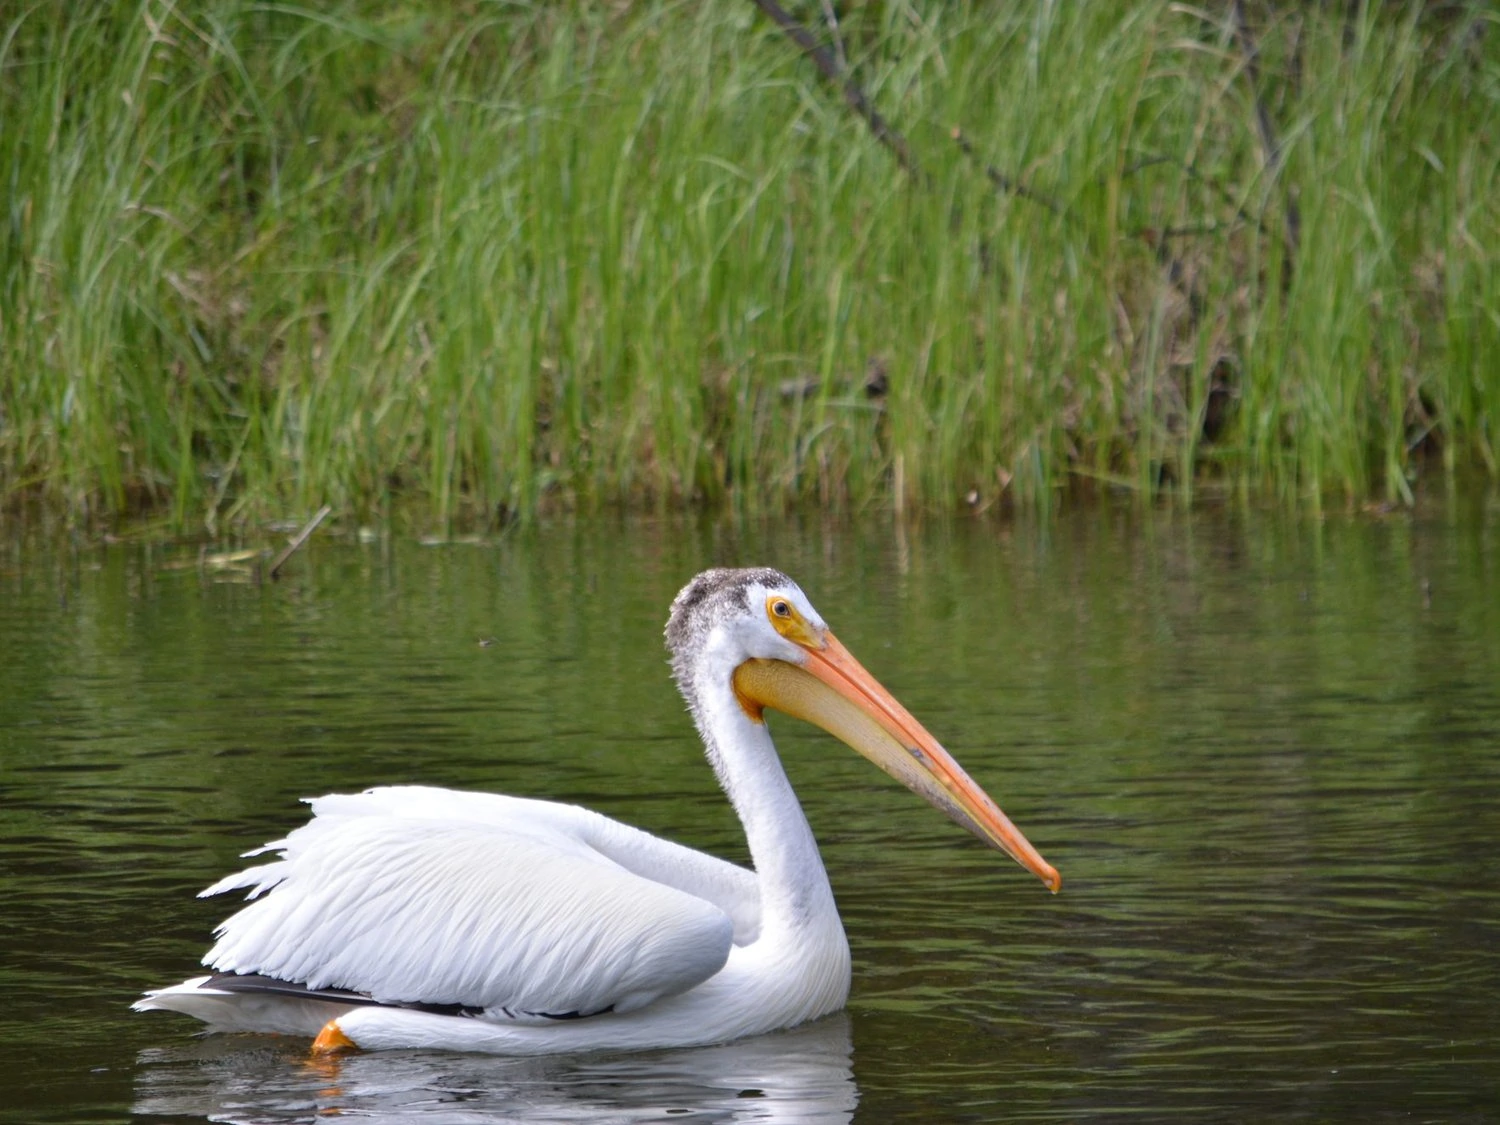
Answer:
[2, 1, 1497, 529]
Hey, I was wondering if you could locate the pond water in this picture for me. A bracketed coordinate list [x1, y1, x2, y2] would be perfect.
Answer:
[1, 504, 1497, 1123]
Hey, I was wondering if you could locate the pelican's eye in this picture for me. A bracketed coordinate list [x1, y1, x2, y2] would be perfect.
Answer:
[765, 594, 823, 648]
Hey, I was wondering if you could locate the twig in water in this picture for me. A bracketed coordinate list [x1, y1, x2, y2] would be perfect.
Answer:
[269, 505, 332, 581]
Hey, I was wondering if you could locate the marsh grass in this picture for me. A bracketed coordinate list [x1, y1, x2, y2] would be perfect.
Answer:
[2, 0, 1496, 529]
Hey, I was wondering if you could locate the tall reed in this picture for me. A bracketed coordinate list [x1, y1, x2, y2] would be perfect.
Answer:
[2, 1, 1496, 529]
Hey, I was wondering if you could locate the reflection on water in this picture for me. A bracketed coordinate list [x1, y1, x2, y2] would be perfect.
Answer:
[1, 506, 1498, 1122]
[133, 1014, 855, 1124]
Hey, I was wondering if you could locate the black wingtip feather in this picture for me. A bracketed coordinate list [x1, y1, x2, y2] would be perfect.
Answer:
[201, 973, 485, 1018]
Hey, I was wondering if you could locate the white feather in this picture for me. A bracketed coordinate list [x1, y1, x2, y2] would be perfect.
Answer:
[200, 787, 756, 1016]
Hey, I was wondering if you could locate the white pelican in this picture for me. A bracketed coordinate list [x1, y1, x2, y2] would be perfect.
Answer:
[136, 568, 1059, 1054]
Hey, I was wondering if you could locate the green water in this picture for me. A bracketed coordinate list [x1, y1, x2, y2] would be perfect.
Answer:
[2, 507, 1497, 1122]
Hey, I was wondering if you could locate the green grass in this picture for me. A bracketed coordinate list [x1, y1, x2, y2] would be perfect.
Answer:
[2, 0, 1497, 530]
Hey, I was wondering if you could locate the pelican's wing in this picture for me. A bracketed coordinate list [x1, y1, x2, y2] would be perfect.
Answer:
[201, 787, 759, 1018]
[303, 786, 762, 942]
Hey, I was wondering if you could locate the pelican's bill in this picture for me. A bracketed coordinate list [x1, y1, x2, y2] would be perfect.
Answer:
[732, 633, 1061, 893]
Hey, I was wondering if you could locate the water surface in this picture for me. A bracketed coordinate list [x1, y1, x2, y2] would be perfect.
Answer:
[1, 506, 1497, 1122]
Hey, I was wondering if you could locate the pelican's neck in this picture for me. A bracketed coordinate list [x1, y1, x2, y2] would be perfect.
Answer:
[693, 681, 837, 934]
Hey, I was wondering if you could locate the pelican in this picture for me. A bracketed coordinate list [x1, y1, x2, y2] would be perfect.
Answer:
[136, 568, 1059, 1054]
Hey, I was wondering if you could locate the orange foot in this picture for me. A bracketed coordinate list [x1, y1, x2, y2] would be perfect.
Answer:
[311, 1018, 358, 1055]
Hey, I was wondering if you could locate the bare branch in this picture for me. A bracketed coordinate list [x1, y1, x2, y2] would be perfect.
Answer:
[269, 505, 332, 580]
[747, 0, 920, 177]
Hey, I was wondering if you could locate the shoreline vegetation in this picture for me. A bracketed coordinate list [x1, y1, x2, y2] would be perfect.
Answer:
[2, 1, 1497, 532]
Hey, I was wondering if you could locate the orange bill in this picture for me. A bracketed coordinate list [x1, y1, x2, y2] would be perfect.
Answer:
[733, 627, 1060, 893]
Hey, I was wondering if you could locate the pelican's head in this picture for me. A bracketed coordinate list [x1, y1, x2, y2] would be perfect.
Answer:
[666, 568, 1060, 893]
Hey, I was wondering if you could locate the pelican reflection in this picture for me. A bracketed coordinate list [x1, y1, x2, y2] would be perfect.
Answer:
[133, 1011, 855, 1124]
